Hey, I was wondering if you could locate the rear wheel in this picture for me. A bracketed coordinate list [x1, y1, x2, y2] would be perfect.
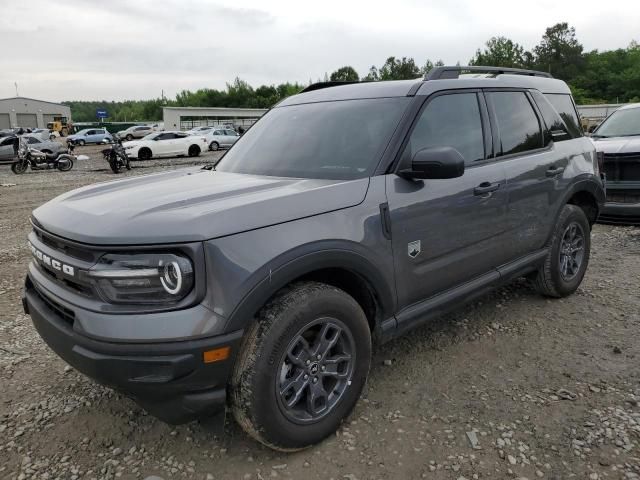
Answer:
[109, 157, 121, 174]
[188, 145, 200, 157]
[138, 148, 152, 160]
[534, 204, 591, 298]
[57, 156, 74, 172]
[231, 282, 371, 451]
[11, 161, 28, 174]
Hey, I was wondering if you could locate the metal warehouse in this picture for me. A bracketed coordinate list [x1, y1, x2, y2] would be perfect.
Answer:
[0, 97, 71, 130]
[163, 106, 267, 131]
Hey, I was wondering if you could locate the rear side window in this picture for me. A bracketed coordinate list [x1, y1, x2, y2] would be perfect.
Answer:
[544, 94, 583, 138]
[404, 92, 485, 165]
[488, 91, 542, 156]
[530, 90, 572, 142]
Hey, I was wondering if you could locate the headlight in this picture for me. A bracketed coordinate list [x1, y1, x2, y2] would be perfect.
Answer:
[125, 146, 134, 150]
[83, 253, 194, 304]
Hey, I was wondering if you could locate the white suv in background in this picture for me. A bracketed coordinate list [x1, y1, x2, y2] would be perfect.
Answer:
[116, 125, 155, 141]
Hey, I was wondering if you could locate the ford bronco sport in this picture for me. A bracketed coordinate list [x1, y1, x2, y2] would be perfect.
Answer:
[23, 66, 605, 451]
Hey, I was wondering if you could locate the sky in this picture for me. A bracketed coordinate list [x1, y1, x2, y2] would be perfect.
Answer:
[1, 0, 638, 102]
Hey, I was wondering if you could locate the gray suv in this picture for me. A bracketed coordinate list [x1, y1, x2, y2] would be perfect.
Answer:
[22, 66, 604, 451]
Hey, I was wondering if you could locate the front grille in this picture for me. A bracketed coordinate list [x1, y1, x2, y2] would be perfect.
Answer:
[33, 228, 95, 263]
[606, 192, 640, 204]
[32, 283, 75, 327]
[603, 153, 640, 182]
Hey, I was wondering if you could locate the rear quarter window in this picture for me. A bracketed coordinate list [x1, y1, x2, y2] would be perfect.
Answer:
[544, 94, 583, 138]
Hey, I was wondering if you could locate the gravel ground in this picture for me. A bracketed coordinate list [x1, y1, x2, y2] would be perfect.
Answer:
[1, 143, 639, 480]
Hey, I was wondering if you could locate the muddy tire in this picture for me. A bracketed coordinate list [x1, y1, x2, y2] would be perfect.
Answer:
[230, 282, 371, 451]
[534, 204, 591, 298]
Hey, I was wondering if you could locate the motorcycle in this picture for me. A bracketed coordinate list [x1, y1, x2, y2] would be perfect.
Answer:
[101, 138, 130, 174]
[11, 137, 88, 175]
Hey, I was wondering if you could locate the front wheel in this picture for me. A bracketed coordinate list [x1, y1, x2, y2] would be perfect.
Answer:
[11, 161, 28, 174]
[209, 141, 219, 151]
[533, 204, 591, 298]
[77, 139, 85, 146]
[231, 282, 371, 451]
[188, 145, 200, 157]
[138, 148, 152, 160]
[126, 134, 133, 141]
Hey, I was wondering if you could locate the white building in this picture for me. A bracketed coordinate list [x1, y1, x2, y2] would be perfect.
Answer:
[163, 106, 267, 131]
[0, 97, 71, 129]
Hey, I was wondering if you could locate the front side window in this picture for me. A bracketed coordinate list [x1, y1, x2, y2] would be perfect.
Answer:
[216, 97, 410, 180]
[27, 137, 40, 144]
[593, 107, 640, 138]
[489, 91, 543, 156]
[402, 92, 485, 165]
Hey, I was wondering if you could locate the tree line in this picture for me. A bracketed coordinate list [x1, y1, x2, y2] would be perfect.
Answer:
[64, 22, 639, 122]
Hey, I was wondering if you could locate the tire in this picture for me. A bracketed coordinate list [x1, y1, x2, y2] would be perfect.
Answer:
[138, 148, 152, 160]
[188, 145, 200, 157]
[534, 204, 591, 298]
[231, 282, 372, 451]
[125, 157, 131, 170]
[109, 157, 121, 174]
[11, 161, 28, 174]
[77, 139, 85, 146]
[56, 156, 74, 172]
[209, 141, 219, 151]
[49, 134, 56, 140]
[126, 134, 133, 141]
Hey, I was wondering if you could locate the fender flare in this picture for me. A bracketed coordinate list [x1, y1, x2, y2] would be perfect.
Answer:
[223, 243, 396, 334]
[545, 176, 605, 243]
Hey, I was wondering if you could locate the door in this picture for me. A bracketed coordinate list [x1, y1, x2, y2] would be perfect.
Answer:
[16, 113, 37, 128]
[386, 91, 510, 311]
[153, 133, 175, 155]
[222, 129, 239, 146]
[486, 90, 570, 258]
[0, 113, 11, 129]
[0, 137, 17, 160]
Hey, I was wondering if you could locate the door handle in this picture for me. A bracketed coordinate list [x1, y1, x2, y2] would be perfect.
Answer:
[546, 166, 565, 177]
[473, 181, 500, 196]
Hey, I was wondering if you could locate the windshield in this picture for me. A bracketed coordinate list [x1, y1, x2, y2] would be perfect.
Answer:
[141, 132, 160, 141]
[593, 107, 640, 138]
[215, 97, 410, 180]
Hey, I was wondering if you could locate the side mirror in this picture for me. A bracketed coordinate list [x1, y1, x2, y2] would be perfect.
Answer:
[400, 146, 465, 180]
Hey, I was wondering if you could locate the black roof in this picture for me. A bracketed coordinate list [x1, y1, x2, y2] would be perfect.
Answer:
[280, 66, 570, 107]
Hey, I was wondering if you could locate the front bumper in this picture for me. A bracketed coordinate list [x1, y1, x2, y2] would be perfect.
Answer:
[599, 182, 640, 225]
[23, 276, 243, 424]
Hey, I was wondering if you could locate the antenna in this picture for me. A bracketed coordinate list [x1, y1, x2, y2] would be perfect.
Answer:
[14, 82, 19, 97]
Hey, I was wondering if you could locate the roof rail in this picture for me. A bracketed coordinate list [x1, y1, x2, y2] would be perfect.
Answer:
[425, 65, 553, 80]
[300, 81, 360, 93]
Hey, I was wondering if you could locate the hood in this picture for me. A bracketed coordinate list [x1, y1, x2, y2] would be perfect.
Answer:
[32, 168, 370, 245]
[591, 135, 640, 155]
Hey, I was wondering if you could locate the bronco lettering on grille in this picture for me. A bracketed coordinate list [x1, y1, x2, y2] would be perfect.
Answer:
[28, 241, 75, 277]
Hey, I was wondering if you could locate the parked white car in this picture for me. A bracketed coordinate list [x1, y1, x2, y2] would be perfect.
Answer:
[203, 128, 240, 151]
[123, 131, 208, 160]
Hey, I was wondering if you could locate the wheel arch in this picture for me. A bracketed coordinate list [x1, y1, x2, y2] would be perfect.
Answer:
[563, 177, 605, 226]
[223, 247, 396, 339]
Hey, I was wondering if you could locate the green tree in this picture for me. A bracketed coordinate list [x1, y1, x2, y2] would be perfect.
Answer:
[329, 66, 360, 82]
[533, 22, 584, 80]
[469, 36, 527, 68]
[378, 56, 421, 80]
[361, 65, 379, 81]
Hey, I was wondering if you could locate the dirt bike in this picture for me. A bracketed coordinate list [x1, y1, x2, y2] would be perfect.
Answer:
[101, 138, 130, 174]
[11, 137, 87, 175]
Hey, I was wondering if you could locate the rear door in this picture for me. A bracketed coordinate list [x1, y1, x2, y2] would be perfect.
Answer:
[0, 137, 16, 160]
[486, 89, 570, 258]
[386, 90, 510, 310]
